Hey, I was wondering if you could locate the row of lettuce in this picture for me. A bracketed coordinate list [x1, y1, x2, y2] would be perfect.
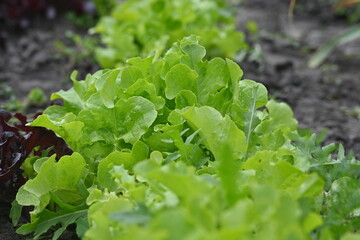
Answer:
[9, 36, 360, 240]
[1, 0, 249, 112]
[91, 0, 248, 68]
[2, 0, 360, 239]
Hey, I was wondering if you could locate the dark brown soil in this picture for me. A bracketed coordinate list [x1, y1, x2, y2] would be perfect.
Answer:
[239, 0, 360, 154]
[0, 16, 99, 110]
[1, 0, 360, 239]
[0, 202, 25, 240]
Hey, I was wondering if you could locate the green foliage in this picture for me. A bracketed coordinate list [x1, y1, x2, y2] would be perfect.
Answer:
[27, 88, 46, 106]
[84, 161, 323, 240]
[66, 12, 97, 29]
[55, 31, 98, 66]
[0, 83, 22, 111]
[16, 153, 89, 239]
[92, 0, 116, 16]
[0, 85, 46, 111]
[91, 0, 248, 68]
[15, 36, 360, 239]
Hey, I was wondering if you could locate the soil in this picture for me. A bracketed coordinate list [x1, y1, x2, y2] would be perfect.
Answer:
[0, 16, 99, 112]
[1, 0, 360, 239]
[0, 202, 23, 240]
[238, 0, 360, 153]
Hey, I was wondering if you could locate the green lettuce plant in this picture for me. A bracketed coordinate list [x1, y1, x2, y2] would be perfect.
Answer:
[13, 36, 360, 239]
[91, 0, 247, 68]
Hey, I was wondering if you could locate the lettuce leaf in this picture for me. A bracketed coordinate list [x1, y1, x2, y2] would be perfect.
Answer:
[16, 36, 360, 239]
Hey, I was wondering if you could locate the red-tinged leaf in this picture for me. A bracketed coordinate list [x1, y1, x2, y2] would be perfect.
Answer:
[0, 110, 72, 203]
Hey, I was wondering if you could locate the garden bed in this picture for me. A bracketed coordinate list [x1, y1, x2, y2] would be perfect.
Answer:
[1, 0, 360, 239]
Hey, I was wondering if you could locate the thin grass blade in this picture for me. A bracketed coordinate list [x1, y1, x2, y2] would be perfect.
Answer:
[308, 24, 360, 68]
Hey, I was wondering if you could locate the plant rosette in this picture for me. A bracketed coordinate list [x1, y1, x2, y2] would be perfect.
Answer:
[14, 36, 360, 240]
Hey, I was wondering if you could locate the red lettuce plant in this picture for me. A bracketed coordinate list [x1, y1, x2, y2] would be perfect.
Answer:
[0, 110, 72, 202]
